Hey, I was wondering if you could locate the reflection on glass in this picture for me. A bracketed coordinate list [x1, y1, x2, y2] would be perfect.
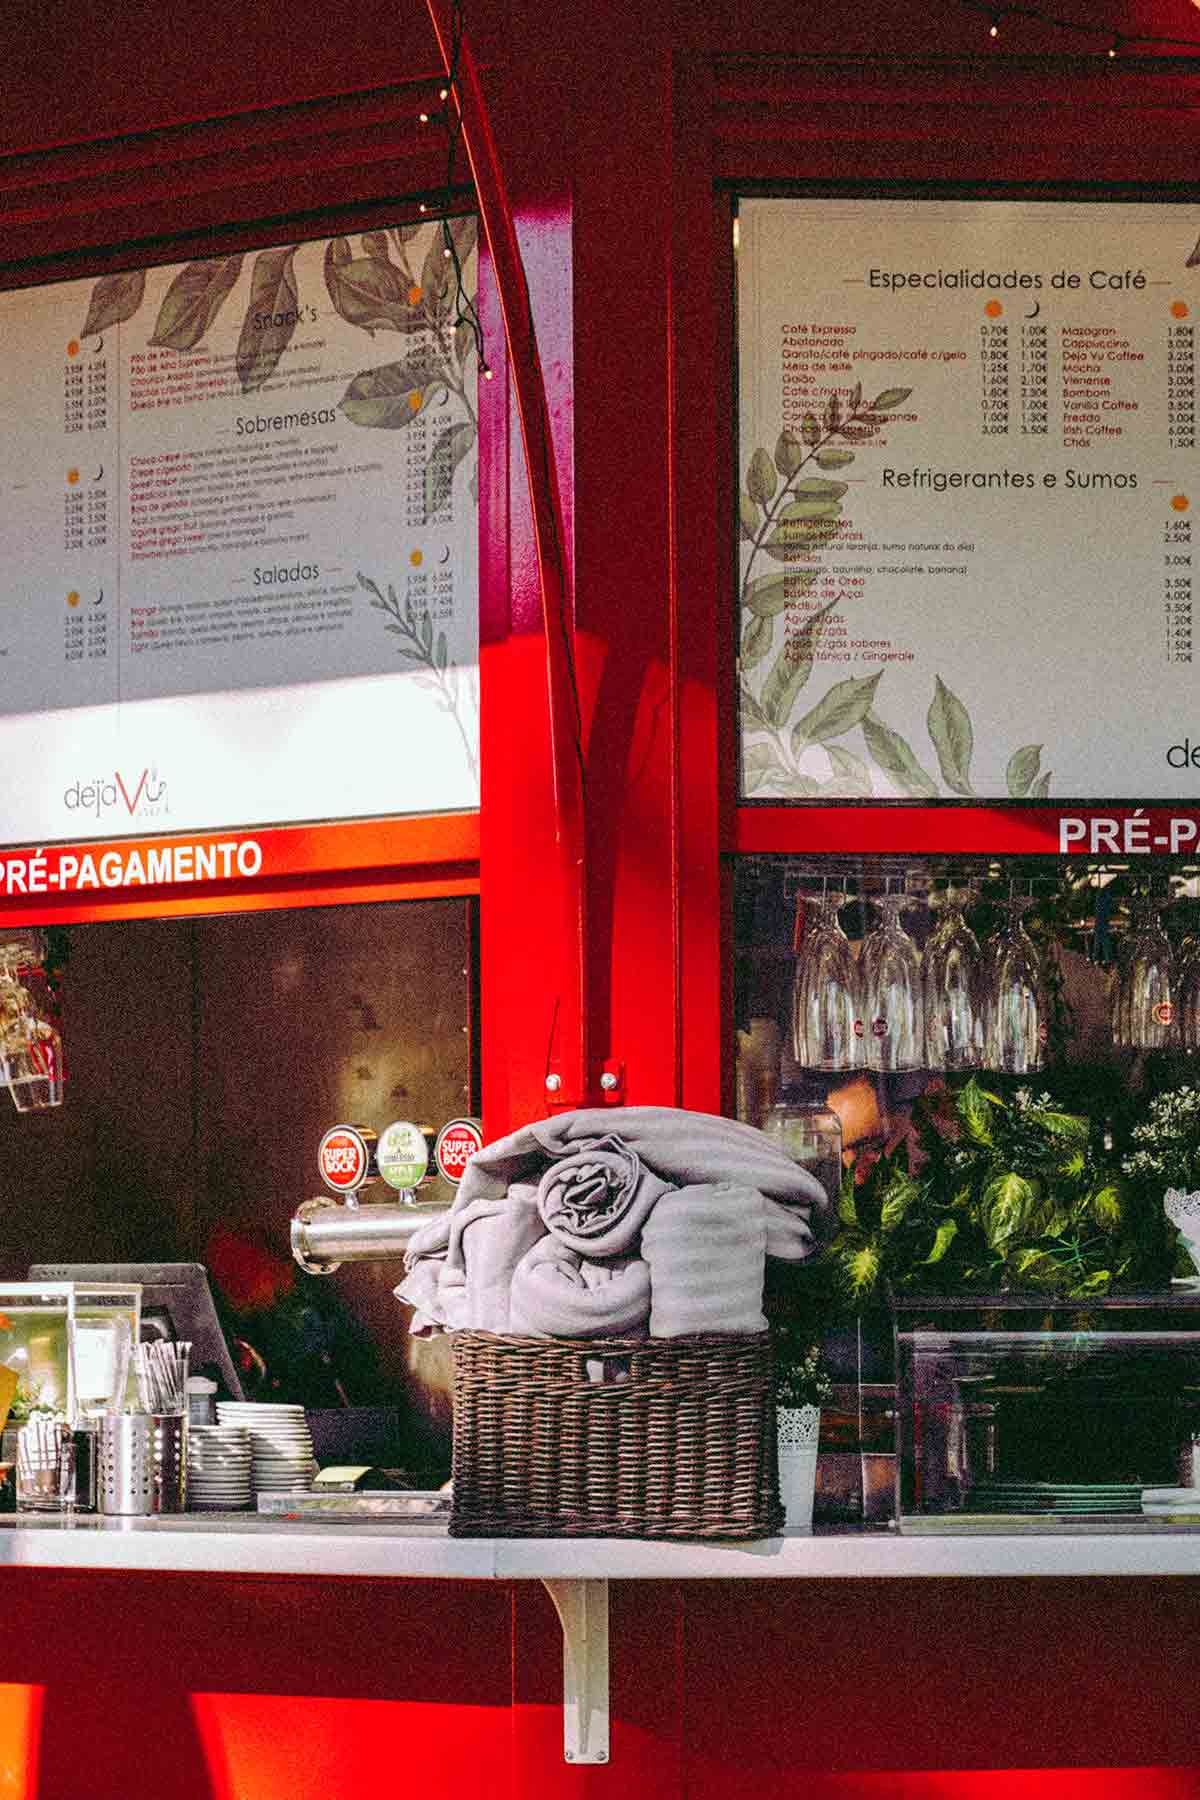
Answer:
[860, 894, 923, 1072]
[791, 892, 864, 1072]
[1113, 899, 1175, 1052]
[988, 897, 1045, 1074]
[1178, 936, 1200, 1053]
[922, 889, 983, 1072]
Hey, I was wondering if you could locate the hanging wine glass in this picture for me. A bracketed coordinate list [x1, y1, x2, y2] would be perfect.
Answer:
[922, 885, 983, 1071]
[1177, 933, 1200, 1053]
[859, 890, 924, 1072]
[1113, 896, 1176, 1052]
[987, 895, 1045, 1073]
[791, 890, 864, 1072]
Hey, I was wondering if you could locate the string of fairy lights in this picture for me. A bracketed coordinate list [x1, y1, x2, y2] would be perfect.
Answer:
[417, 0, 491, 380]
[957, 0, 1200, 58]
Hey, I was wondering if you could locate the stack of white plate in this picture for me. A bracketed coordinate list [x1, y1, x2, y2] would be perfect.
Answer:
[215, 1402, 317, 1494]
[1142, 1485, 1200, 1521]
[188, 1424, 253, 1510]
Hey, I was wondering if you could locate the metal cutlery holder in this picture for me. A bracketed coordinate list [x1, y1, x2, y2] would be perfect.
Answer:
[98, 1413, 187, 1515]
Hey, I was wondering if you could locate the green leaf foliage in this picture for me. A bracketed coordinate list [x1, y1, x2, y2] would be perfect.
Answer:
[743, 575, 790, 619]
[927, 674, 975, 796]
[747, 447, 777, 506]
[922, 1218, 958, 1265]
[1006, 744, 1043, 799]
[979, 1171, 1036, 1250]
[957, 1077, 995, 1146]
[870, 387, 913, 411]
[236, 246, 300, 395]
[791, 670, 883, 754]
[862, 711, 940, 799]
[741, 612, 774, 671]
[740, 493, 761, 540]
[757, 593, 841, 726]
[150, 255, 243, 352]
[814, 447, 856, 470]
[81, 269, 146, 339]
[339, 353, 447, 428]
[325, 241, 425, 336]
[774, 430, 804, 478]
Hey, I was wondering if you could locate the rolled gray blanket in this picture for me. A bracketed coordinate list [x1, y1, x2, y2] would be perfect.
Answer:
[509, 1237, 651, 1338]
[396, 1106, 832, 1334]
[536, 1136, 670, 1256]
[641, 1183, 768, 1336]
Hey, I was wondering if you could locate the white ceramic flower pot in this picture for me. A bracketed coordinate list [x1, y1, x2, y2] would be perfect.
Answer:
[777, 1404, 820, 1534]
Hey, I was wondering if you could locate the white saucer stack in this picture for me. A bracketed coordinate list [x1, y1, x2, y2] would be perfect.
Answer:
[1142, 1485, 1200, 1521]
[215, 1402, 317, 1494]
[188, 1424, 253, 1510]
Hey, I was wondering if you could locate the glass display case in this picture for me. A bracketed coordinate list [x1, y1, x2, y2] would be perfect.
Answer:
[734, 849, 1200, 1528]
[0, 1281, 141, 1423]
[893, 1292, 1200, 1531]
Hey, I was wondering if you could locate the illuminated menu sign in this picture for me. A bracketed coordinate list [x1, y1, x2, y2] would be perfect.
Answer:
[0, 220, 479, 840]
[737, 197, 1200, 801]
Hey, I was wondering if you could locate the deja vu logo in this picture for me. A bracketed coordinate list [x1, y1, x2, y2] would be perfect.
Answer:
[63, 767, 169, 821]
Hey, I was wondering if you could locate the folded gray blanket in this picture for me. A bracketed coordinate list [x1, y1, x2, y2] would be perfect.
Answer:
[640, 1183, 767, 1337]
[535, 1137, 670, 1256]
[508, 1237, 651, 1338]
[395, 1106, 831, 1335]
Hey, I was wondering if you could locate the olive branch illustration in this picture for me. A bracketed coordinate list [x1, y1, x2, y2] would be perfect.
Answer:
[79, 218, 480, 520]
[740, 384, 1052, 801]
[356, 572, 478, 783]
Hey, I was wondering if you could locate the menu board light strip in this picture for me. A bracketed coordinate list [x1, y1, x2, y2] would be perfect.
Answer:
[0, 812, 480, 925]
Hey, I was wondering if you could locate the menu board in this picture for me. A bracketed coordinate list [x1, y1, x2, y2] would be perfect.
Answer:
[737, 197, 1200, 802]
[0, 220, 479, 840]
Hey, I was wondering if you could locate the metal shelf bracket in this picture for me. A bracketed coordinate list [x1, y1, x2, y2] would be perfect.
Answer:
[541, 1577, 610, 1764]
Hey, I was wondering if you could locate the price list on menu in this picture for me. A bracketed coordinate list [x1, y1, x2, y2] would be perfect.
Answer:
[0, 220, 481, 840]
[738, 197, 1200, 800]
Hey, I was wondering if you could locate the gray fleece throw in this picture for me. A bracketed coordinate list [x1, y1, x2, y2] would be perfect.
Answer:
[395, 1105, 830, 1336]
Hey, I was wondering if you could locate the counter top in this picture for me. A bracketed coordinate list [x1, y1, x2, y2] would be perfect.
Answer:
[0, 1514, 1198, 1580]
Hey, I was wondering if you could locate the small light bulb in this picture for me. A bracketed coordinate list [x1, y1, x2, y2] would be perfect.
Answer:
[989, 13, 1000, 36]
[443, 246, 452, 259]
[483, 365, 494, 380]
[419, 202, 428, 214]
[439, 87, 449, 100]
[419, 111, 430, 124]
[1107, 36, 1119, 56]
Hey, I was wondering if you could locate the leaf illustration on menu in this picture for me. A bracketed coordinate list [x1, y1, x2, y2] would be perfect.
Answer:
[927, 675, 975, 796]
[325, 242, 423, 336]
[826, 744, 873, 793]
[150, 255, 243, 352]
[763, 479, 847, 563]
[1188, 231, 1200, 270]
[869, 387, 913, 411]
[1030, 770, 1053, 798]
[339, 352, 449, 428]
[790, 670, 882, 755]
[862, 711, 939, 799]
[741, 682, 769, 731]
[814, 447, 855, 470]
[81, 269, 146, 339]
[420, 232, 454, 319]
[423, 421, 477, 518]
[1005, 744, 1043, 798]
[740, 493, 761, 541]
[743, 575, 793, 619]
[758, 593, 841, 726]
[236, 246, 299, 394]
[742, 741, 791, 794]
[747, 447, 777, 506]
[774, 430, 804, 479]
[361, 232, 393, 261]
[741, 613, 774, 671]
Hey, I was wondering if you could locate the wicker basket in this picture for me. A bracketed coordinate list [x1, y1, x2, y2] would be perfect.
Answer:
[449, 1330, 784, 1539]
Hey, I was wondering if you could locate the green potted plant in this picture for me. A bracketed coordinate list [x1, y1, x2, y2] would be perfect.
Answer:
[769, 1318, 833, 1534]
[828, 1078, 1177, 1303]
